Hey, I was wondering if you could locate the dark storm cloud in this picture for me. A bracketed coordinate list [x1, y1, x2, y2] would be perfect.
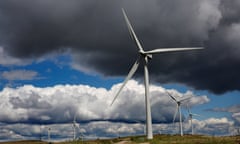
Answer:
[1, 0, 240, 93]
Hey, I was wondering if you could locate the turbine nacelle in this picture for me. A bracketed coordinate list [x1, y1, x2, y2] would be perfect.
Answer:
[139, 49, 145, 55]
[139, 51, 153, 60]
[177, 101, 181, 106]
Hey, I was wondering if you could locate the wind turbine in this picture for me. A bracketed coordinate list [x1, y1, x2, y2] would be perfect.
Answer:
[186, 104, 200, 135]
[236, 127, 240, 136]
[72, 113, 77, 141]
[47, 127, 51, 143]
[166, 91, 192, 136]
[110, 8, 203, 139]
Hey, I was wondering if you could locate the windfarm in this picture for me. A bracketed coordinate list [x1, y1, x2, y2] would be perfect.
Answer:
[0, 0, 240, 143]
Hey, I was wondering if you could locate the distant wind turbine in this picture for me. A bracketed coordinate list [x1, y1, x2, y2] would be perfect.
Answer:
[166, 91, 192, 136]
[72, 113, 78, 141]
[110, 8, 203, 139]
[236, 127, 240, 136]
[186, 104, 200, 135]
[47, 127, 51, 143]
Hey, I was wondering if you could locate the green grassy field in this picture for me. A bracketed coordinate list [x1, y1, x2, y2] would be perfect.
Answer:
[1, 135, 240, 144]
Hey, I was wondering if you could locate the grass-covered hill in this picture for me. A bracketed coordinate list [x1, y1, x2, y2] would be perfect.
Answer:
[1, 134, 240, 144]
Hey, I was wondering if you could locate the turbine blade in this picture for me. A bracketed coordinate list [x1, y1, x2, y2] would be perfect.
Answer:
[144, 47, 204, 54]
[110, 58, 140, 106]
[122, 8, 144, 52]
[179, 94, 192, 102]
[173, 105, 178, 123]
[192, 113, 201, 117]
[166, 91, 177, 102]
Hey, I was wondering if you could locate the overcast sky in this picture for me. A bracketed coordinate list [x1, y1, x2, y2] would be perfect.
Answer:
[0, 0, 240, 141]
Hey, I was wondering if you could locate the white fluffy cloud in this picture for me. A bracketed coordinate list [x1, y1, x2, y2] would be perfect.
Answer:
[0, 80, 209, 124]
[207, 104, 240, 125]
[192, 117, 234, 136]
[232, 112, 240, 125]
[0, 80, 211, 140]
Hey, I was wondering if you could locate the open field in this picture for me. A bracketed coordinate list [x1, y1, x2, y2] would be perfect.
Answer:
[1, 135, 240, 144]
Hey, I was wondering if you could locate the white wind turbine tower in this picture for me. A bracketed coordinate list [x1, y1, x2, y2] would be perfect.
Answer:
[110, 8, 203, 139]
[72, 112, 79, 140]
[73, 115, 77, 140]
[236, 127, 240, 136]
[166, 91, 192, 136]
[187, 104, 200, 135]
[47, 127, 51, 143]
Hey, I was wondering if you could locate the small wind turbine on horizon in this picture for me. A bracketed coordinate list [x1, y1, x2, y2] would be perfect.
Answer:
[47, 127, 51, 143]
[186, 104, 200, 135]
[110, 8, 203, 139]
[72, 113, 78, 141]
[166, 91, 192, 136]
[236, 127, 240, 136]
